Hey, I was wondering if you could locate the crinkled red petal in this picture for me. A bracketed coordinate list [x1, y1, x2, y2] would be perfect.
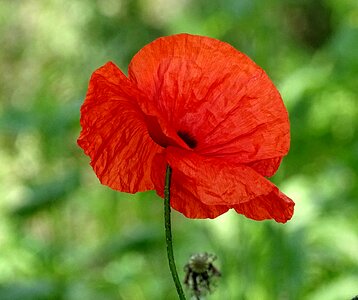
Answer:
[247, 157, 283, 177]
[128, 34, 289, 177]
[78, 62, 162, 193]
[234, 189, 294, 223]
[151, 147, 294, 221]
[151, 152, 229, 219]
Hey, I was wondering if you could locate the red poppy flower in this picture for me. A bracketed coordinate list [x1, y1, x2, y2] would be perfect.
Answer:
[78, 33, 294, 223]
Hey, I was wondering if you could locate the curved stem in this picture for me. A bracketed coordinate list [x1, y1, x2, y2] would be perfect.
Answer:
[164, 165, 186, 300]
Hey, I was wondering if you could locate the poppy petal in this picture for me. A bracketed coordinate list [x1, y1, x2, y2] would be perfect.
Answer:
[234, 189, 294, 223]
[128, 34, 289, 175]
[247, 157, 283, 177]
[197, 75, 290, 173]
[78, 62, 162, 193]
[151, 147, 294, 221]
[151, 152, 230, 219]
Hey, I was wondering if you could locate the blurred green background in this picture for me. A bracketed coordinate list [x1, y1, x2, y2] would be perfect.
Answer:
[0, 0, 357, 299]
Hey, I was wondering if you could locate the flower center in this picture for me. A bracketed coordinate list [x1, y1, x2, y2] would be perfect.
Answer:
[177, 130, 197, 149]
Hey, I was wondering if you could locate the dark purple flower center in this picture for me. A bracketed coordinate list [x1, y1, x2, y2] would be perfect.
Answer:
[177, 131, 197, 149]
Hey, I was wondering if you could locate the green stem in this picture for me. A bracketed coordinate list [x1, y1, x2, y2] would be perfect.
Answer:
[164, 165, 186, 300]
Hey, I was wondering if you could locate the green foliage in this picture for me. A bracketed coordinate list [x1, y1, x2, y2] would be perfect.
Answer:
[0, 0, 357, 299]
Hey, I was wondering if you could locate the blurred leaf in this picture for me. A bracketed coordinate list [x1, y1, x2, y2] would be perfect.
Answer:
[0, 280, 60, 300]
[91, 226, 162, 267]
[307, 275, 358, 300]
[11, 171, 79, 217]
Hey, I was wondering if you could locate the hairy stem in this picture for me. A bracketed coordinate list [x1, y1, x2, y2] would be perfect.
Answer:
[164, 165, 186, 300]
